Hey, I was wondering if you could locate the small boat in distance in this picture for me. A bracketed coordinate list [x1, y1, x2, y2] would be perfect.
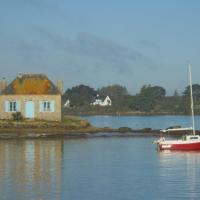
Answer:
[154, 65, 200, 151]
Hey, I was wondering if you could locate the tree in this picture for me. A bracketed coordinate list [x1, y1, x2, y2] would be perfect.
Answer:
[97, 84, 129, 100]
[139, 85, 166, 101]
[63, 85, 97, 106]
[129, 85, 166, 112]
[173, 89, 179, 97]
[129, 96, 155, 112]
[183, 84, 200, 101]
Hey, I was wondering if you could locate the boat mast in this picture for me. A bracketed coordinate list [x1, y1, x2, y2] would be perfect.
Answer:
[189, 64, 195, 135]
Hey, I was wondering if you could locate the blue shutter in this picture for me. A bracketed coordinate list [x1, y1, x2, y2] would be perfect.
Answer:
[51, 101, 55, 112]
[5, 101, 9, 112]
[16, 100, 21, 112]
[39, 101, 43, 112]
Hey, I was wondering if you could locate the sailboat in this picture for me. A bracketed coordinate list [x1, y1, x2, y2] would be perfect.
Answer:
[154, 65, 200, 151]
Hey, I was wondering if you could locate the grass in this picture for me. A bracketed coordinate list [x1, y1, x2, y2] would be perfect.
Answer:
[0, 116, 92, 130]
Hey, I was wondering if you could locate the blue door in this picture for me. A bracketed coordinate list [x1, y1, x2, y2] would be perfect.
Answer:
[25, 101, 34, 118]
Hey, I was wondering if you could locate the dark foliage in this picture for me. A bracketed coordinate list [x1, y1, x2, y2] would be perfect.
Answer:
[63, 84, 97, 106]
[12, 112, 23, 121]
[183, 84, 200, 101]
[62, 83, 200, 115]
[97, 84, 129, 100]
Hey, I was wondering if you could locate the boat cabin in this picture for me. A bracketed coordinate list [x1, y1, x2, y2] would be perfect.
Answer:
[182, 135, 200, 141]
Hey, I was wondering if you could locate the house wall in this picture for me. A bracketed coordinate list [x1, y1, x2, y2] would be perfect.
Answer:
[0, 95, 61, 121]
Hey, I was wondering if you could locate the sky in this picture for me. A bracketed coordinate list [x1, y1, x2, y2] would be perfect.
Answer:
[1, 0, 200, 95]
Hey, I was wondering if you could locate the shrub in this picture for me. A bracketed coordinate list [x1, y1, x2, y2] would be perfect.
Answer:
[118, 127, 132, 132]
[12, 112, 23, 121]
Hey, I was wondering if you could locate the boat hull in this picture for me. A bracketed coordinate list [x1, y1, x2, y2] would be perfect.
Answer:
[159, 141, 200, 151]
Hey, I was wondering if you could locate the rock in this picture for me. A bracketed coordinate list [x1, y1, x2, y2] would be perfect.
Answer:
[118, 127, 132, 133]
[142, 128, 152, 133]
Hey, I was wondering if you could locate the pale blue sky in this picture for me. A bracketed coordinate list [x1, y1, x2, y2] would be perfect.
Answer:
[0, 0, 200, 94]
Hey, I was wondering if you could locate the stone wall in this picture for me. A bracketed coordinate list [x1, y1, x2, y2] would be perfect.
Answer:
[0, 95, 62, 121]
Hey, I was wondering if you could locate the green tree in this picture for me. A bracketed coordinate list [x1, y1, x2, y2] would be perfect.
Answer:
[139, 85, 166, 101]
[98, 84, 129, 100]
[63, 85, 97, 106]
[129, 96, 155, 112]
[183, 84, 200, 101]
[130, 85, 166, 112]
[173, 89, 179, 97]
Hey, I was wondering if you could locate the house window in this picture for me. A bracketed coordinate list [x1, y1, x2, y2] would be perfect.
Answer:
[39, 100, 55, 112]
[5, 100, 21, 112]
[10, 101, 16, 112]
[44, 101, 51, 112]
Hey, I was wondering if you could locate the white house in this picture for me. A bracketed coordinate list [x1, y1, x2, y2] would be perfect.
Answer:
[64, 99, 70, 108]
[91, 95, 112, 106]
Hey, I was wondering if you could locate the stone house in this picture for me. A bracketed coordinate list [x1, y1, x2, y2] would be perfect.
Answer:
[0, 74, 63, 121]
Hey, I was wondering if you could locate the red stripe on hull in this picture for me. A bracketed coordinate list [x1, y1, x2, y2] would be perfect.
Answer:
[159, 142, 200, 151]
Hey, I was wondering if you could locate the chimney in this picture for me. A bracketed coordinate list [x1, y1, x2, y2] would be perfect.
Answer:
[56, 80, 63, 94]
[17, 72, 23, 79]
[0, 78, 7, 92]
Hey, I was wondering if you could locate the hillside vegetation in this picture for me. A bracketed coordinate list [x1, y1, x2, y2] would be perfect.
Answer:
[62, 84, 200, 115]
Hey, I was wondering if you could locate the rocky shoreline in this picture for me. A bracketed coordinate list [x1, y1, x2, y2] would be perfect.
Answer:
[0, 116, 198, 139]
[0, 125, 198, 139]
[0, 126, 159, 139]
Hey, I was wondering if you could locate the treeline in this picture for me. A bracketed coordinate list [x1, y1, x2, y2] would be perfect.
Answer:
[62, 84, 200, 115]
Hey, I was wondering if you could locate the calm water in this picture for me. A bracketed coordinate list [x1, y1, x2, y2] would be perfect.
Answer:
[82, 115, 200, 129]
[1, 116, 200, 200]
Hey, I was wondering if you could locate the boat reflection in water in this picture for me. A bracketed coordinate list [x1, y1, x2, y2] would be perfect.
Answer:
[158, 151, 200, 199]
[0, 139, 64, 200]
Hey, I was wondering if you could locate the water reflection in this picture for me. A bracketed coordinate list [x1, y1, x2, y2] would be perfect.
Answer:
[158, 151, 200, 199]
[1, 136, 200, 200]
[0, 139, 64, 200]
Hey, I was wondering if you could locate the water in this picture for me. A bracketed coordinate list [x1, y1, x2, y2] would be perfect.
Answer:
[82, 115, 200, 129]
[1, 116, 200, 200]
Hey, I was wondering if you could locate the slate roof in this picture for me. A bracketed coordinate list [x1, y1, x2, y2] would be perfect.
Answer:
[1, 74, 60, 95]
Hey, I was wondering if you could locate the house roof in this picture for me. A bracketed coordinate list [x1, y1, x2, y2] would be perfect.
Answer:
[94, 94, 111, 101]
[1, 74, 60, 95]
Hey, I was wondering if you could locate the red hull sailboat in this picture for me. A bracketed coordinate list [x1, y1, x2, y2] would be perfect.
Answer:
[154, 65, 200, 151]
[156, 135, 200, 151]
